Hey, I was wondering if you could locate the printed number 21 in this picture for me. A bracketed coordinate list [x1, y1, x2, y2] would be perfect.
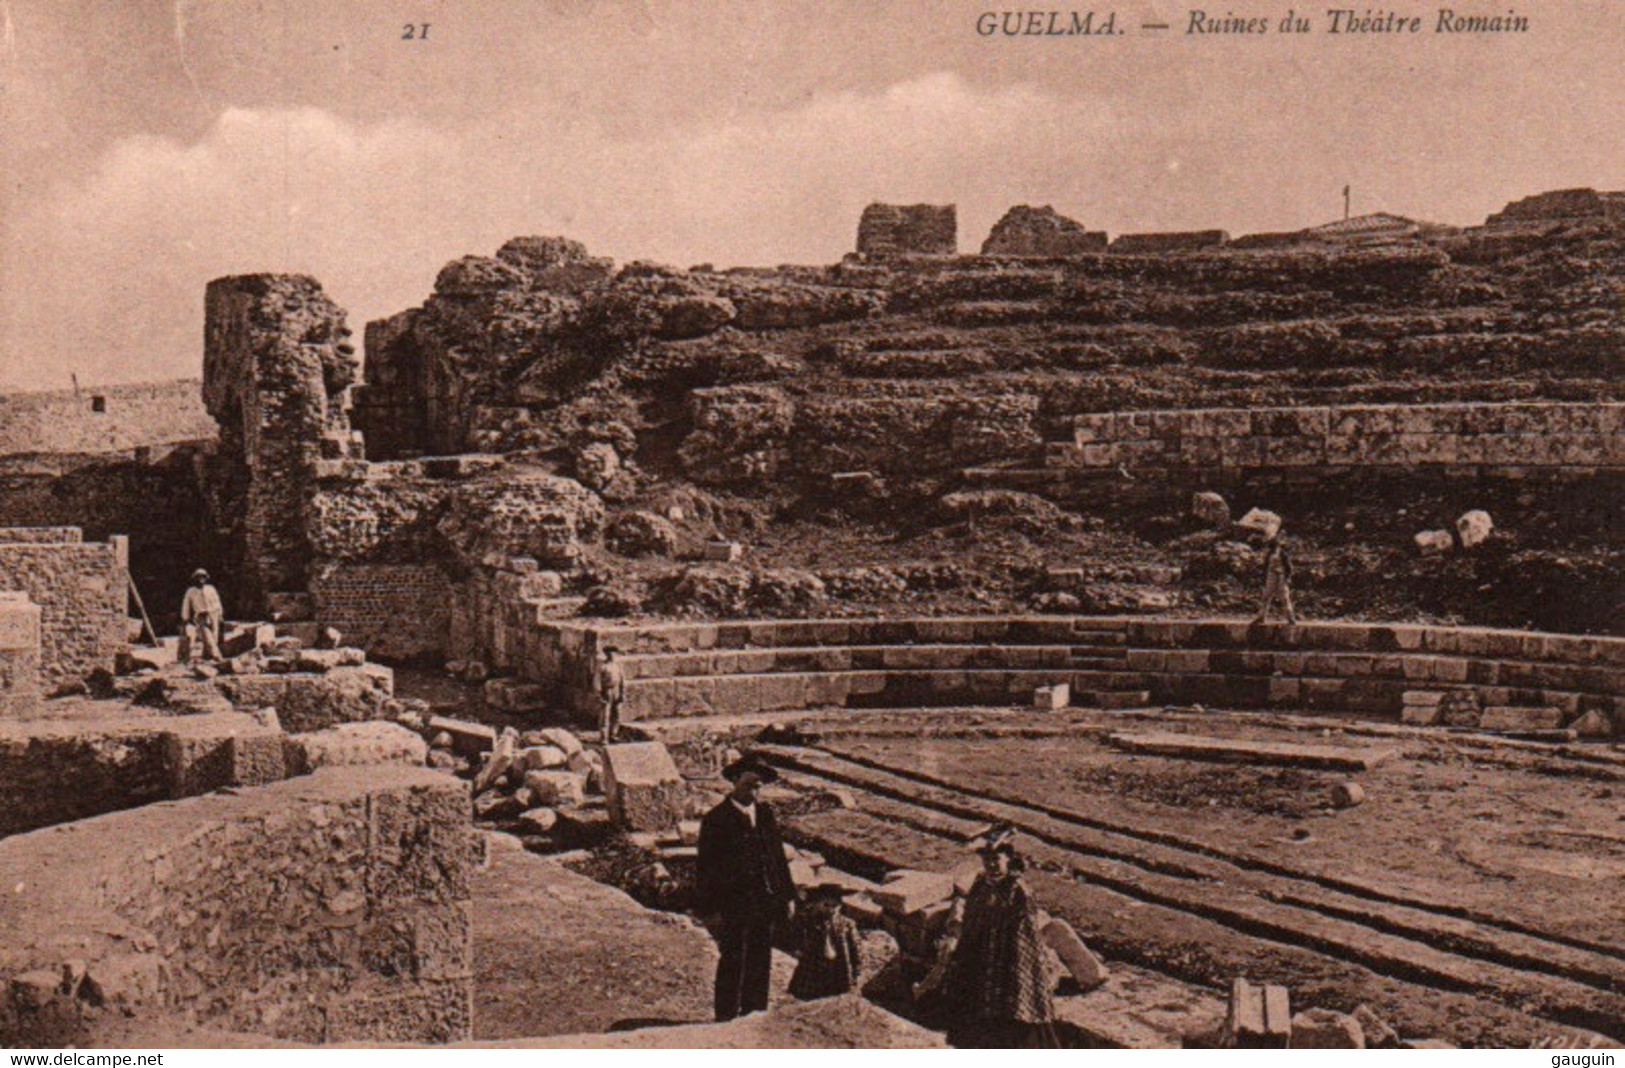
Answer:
[402, 23, 430, 40]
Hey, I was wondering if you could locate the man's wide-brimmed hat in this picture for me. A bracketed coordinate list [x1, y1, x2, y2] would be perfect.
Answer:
[191, 569, 209, 581]
[720, 754, 780, 784]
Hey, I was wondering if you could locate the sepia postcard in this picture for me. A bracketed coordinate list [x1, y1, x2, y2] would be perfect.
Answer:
[1, 0, 1622, 1053]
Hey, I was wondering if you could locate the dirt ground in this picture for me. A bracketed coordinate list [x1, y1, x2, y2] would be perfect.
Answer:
[821, 715, 1625, 952]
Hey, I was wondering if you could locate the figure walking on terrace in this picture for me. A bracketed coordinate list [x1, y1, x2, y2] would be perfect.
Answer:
[697, 755, 797, 1021]
[596, 645, 625, 742]
[1253, 533, 1297, 625]
[181, 568, 223, 662]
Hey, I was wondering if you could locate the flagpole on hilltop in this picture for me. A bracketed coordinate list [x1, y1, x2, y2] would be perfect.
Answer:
[1343, 185, 1351, 220]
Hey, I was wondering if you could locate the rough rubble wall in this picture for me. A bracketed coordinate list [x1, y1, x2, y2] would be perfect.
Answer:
[1109, 230, 1231, 253]
[203, 275, 357, 611]
[0, 380, 215, 458]
[351, 311, 428, 460]
[1054, 402, 1625, 471]
[0, 766, 474, 1046]
[856, 203, 958, 256]
[0, 448, 215, 633]
[0, 531, 126, 692]
[309, 563, 453, 660]
[981, 205, 1108, 256]
[0, 594, 40, 717]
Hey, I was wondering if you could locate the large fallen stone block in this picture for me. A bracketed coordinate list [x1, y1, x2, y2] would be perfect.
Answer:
[1414, 529, 1453, 556]
[872, 870, 955, 917]
[427, 716, 497, 756]
[1234, 508, 1282, 540]
[1455, 509, 1493, 549]
[1568, 709, 1614, 739]
[602, 742, 688, 832]
[524, 769, 588, 808]
[1191, 491, 1231, 527]
[161, 712, 287, 798]
[1291, 1007, 1365, 1048]
[1033, 682, 1070, 711]
[1040, 916, 1109, 991]
[289, 721, 428, 774]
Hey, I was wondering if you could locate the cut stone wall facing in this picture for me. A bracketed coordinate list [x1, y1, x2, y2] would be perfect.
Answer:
[1053, 402, 1625, 472]
[0, 766, 475, 1046]
[981, 205, 1108, 256]
[495, 615, 1625, 735]
[0, 529, 127, 693]
[856, 203, 958, 256]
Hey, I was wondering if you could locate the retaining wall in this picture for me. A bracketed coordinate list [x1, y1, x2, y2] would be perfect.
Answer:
[0, 766, 474, 1046]
[497, 615, 1625, 736]
[1051, 402, 1625, 472]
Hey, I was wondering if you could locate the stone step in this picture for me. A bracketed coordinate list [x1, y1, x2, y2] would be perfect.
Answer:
[1077, 690, 1153, 710]
[1071, 656, 1130, 671]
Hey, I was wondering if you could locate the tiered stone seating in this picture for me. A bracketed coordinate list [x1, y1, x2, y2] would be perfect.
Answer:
[510, 616, 1625, 737]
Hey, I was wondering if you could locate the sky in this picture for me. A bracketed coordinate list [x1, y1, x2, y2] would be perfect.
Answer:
[1, 0, 1621, 390]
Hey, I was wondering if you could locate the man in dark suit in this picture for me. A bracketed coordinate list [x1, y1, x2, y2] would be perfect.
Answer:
[697, 754, 797, 1021]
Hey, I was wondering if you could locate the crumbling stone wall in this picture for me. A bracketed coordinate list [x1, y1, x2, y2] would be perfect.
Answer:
[0, 593, 40, 717]
[0, 528, 127, 692]
[203, 275, 357, 612]
[1054, 402, 1625, 472]
[856, 203, 958, 256]
[1487, 188, 1625, 225]
[1109, 230, 1230, 253]
[981, 205, 1107, 256]
[0, 380, 214, 458]
[0, 766, 474, 1046]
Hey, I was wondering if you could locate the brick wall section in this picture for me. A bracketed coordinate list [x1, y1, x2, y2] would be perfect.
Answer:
[0, 380, 214, 457]
[0, 594, 40, 716]
[510, 616, 1625, 734]
[0, 530, 126, 693]
[309, 564, 453, 660]
[1051, 402, 1625, 472]
[856, 203, 958, 256]
[0, 766, 474, 1046]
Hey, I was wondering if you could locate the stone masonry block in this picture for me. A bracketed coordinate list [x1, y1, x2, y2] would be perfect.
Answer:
[602, 742, 688, 832]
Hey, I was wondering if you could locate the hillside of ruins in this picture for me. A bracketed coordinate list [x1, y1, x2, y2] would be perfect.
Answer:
[2, 185, 1624, 1049]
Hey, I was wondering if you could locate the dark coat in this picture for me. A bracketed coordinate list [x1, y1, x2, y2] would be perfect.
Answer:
[697, 797, 796, 918]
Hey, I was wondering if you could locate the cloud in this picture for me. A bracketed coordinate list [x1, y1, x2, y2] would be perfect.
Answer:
[1, 67, 1483, 391]
[8, 72, 1140, 388]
